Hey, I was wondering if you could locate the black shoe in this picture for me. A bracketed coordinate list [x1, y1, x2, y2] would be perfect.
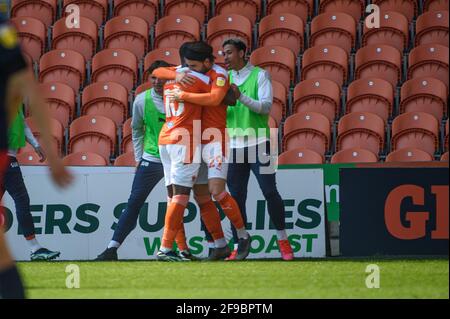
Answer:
[156, 250, 182, 262]
[207, 245, 231, 261]
[236, 236, 251, 260]
[94, 247, 118, 261]
[30, 248, 60, 261]
[179, 250, 202, 261]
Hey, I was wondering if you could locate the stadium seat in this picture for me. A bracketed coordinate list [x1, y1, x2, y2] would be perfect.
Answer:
[258, 13, 305, 56]
[63, 0, 108, 27]
[386, 148, 434, 162]
[164, 0, 210, 25]
[10, 17, 46, 63]
[68, 115, 117, 162]
[143, 48, 181, 82]
[113, 0, 159, 26]
[355, 44, 402, 88]
[104, 16, 149, 60]
[25, 117, 64, 155]
[266, 0, 313, 23]
[441, 151, 449, 161]
[415, 11, 449, 47]
[16, 151, 48, 166]
[391, 111, 439, 156]
[337, 112, 385, 155]
[91, 49, 138, 93]
[268, 115, 277, 128]
[215, 0, 261, 24]
[38, 82, 76, 129]
[63, 151, 108, 166]
[293, 78, 340, 124]
[114, 152, 136, 166]
[283, 112, 331, 155]
[318, 0, 365, 23]
[346, 77, 394, 123]
[424, 0, 449, 11]
[121, 117, 133, 154]
[301, 45, 348, 87]
[270, 80, 287, 127]
[11, 0, 57, 28]
[81, 82, 129, 126]
[250, 46, 296, 91]
[278, 148, 324, 164]
[52, 16, 98, 61]
[331, 148, 378, 163]
[154, 15, 200, 49]
[408, 44, 449, 88]
[371, 0, 418, 23]
[135, 82, 152, 96]
[23, 52, 34, 71]
[207, 14, 253, 55]
[400, 77, 447, 121]
[310, 12, 357, 54]
[39, 49, 86, 93]
[362, 11, 409, 53]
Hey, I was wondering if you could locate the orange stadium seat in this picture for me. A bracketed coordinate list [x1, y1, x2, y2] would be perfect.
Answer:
[23, 52, 34, 71]
[293, 78, 340, 124]
[268, 115, 277, 128]
[371, 0, 418, 23]
[25, 117, 64, 155]
[337, 112, 385, 155]
[121, 118, 133, 153]
[207, 14, 252, 54]
[16, 151, 48, 166]
[91, 49, 138, 93]
[362, 11, 409, 53]
[283, 112, 331, 155]
[400, 77, 447, 121]
[81, 82, 129, 126]
[415, 11, 449, 47]
[114, 152, 136, 166]
[424, 0, 449, 11]
[319, 0, 365, 22]
[250, 46, 296, 90]
[154, 15, 200, 49]
[113, 0, 159, 26]
[391, 111, 439, 156]
[266, 0, 313, 23]
[301, 45, 348, 87]
[104, 16, 149, 60]
[259, 13, 304, 56]
[346, 77, 394, 123]
[278, 148, 324, 164]
[355, 44, 402, 88]
[441, 151, 449, 161]
[69, 115, 117, 161]
[63, 0, 108, 27]
[164, 0, 210, 25]
[310, 12, 357, 54]
[10, 17, 46, 63]
[39, 49, 86, 93]
[270, 80, 287, 127]
[38, 82, 76, 129]
[408, 44, 449, 88]
[52, 16, 98, 61]
[331, 148, 378, 163]
[386, 148, 434, 162]
[143, 48, 181, 82]
[63, 151, 108, 166]
[11, 0, 57, 28]
[135, 82, 152, 95]
[215, 0, 261, 24]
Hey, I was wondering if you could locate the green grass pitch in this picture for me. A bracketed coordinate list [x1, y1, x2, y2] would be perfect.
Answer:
[17, 259, 448, 299]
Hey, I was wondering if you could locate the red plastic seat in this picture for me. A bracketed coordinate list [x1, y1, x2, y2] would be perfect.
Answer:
[114, 152, 136, 166]
[331, 148, 379, 163]
[362, 11, 409, 53]
[293, 78, 340, 124]
[259, 13, 304, 56]
[69, 115, 117, 162]
[278, 148, 324, 164]
[164, 0, 210, 25]
[207, 14, 252, 54]
[81, 82, 129, 126]
[215, 0, 261, 24]
[10, 17, 46, 62]
[25, 117, 64, 155]
[355, 44, 402, 88]
[408, 44, 449, 88]
[283, 112, 331, 155]
[319, 0, 365, 22]
[346, 77, 394, 123]
[11, 0, 57, 28]
[337, 112, 385, 155]
[63, 151, 108, 166]
[104, 15, 149, 60]
[441, 151, 449, 161]
[52, 16, 98, 61]
[154, 15, 201, 49]
[311, 12, 357, 54]
[39, 49, 86, 93]
[424, 0, 449, 11]
[38, 82, 76, 129]
[91, 49, 138, 93]
[267, 0, 313, 23]
[371, 0, 418, 22]
[391, 111, 439, 156]
[416, 11, 449, 47]
[270, 80, 287, 127]
[63, 0, 108, 27]
[386, 148, 434, 162]
[143, 48, 180, 82]
[121, 117, 133, 153]
[16, 151, 48, 166]
[302, 45, 348, 87]
[135, 82, 153, 96]
[114, 0, 159, 26]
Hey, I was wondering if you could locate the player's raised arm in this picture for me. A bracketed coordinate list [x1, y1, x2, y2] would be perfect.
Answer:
[176, 74, 230, 107]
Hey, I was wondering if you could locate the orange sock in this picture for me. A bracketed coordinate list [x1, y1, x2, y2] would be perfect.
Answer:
[215, 192, 245, 230]
[161, 195, 189, 250]
[195, 195, 225, 240]
[175, 223, 188, 251]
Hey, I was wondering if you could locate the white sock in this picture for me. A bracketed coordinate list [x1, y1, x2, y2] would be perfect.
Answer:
[107, 240, 121, 249]
[233, 243, 238, 250]
[214, 238, 227, 248]
[160, 246, 171, 253]
[27, 238, 42, 253]
[207, 241, 215, 249]
[236, 228, 249, 240]
[276, 230, 288, 240]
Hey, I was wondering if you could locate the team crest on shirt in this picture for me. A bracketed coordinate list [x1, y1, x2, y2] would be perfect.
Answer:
[0, 26, 18, 49]
[216, 77, 226, 87]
